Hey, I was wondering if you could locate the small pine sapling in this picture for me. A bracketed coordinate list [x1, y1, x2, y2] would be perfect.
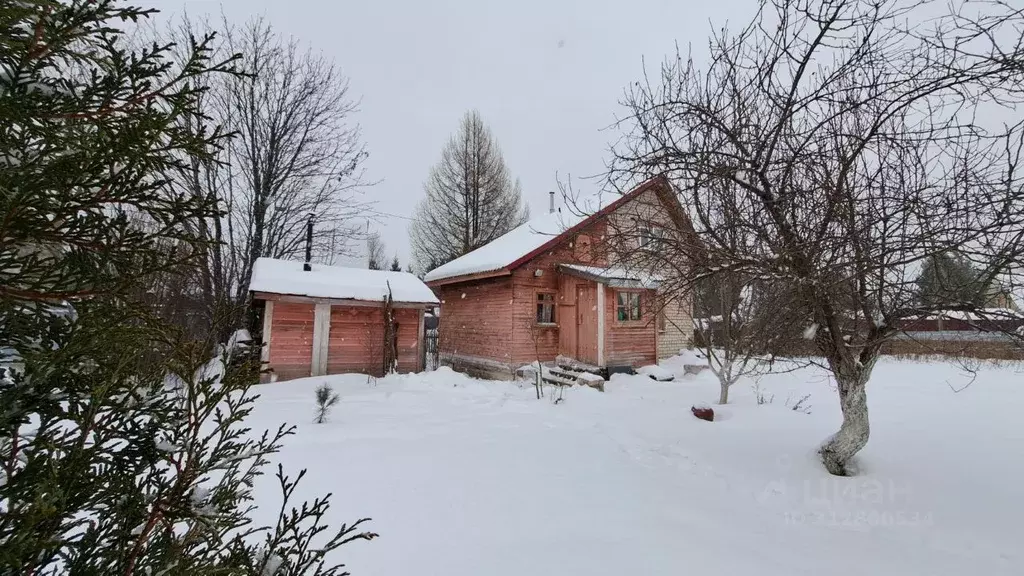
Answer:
[315, 383, 341, 424]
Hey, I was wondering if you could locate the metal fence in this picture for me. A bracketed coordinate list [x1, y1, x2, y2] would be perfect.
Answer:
[423, 328, 439, 371]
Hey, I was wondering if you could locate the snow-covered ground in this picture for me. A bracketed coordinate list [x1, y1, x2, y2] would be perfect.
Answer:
[248, 356, 1023, 575]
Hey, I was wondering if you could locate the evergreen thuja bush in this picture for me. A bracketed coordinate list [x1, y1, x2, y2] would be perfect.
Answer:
[0, 2, 374, 573]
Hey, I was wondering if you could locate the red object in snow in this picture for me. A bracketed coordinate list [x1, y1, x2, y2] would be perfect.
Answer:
[691, 405, 715, 422]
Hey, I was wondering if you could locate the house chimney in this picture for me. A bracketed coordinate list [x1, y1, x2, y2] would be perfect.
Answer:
[549, 190, 555, 214]
[303, 213, 314, 271]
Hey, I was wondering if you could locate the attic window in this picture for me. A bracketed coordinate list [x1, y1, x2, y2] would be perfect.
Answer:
[639, 225, 664, 251]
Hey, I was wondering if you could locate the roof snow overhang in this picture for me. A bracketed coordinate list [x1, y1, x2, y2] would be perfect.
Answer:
[557, 264, 662, 289]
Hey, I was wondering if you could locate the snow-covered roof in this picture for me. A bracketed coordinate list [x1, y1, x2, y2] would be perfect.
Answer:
[424, 209, 589, 283]
[423, 177, 676, 284]
[558, 264, 662, 289]
[250, 258, 438, 304]
[923, 308, 1023, 321]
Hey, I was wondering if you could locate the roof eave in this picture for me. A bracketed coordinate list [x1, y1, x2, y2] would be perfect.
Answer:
[424, 268, 512, 287]
[251, 290, 438, 307]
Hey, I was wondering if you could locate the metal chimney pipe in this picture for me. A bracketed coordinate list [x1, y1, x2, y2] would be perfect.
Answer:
[303, 213, 314, 271]
[549, 190, 555, 214]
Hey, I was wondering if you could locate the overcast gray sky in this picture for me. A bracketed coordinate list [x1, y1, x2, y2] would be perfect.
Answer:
[141, 0, 750, 267]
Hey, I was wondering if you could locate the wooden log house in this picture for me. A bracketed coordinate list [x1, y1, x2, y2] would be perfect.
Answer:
[424, 176, 697, 379]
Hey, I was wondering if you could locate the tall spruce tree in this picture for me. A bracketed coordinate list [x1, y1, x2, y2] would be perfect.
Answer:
[0, 2, 373, 574]
[916, 251, 986, 308]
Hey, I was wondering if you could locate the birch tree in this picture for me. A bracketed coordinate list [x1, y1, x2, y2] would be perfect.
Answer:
[613, 0, 1024, 475]
[410, 110, 529, 272]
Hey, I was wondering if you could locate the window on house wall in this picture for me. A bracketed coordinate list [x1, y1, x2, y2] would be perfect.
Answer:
[639, 225, 664, 251]
[616, 291, 642, 321]
[536, 292, 556, 324]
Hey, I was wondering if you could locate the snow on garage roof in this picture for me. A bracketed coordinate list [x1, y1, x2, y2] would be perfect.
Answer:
[250, 258, 439, 304]
[424, 209, 586, 283]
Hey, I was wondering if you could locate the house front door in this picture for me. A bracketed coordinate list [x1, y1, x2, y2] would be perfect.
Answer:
[576, 284, 598, 364]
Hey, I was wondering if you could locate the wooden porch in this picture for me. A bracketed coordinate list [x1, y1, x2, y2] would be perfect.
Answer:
[554, 264, 661, 369]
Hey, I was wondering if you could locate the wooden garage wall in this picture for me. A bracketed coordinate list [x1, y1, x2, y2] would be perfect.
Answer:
[268, 301, 315, 381]
[327, 306, 421, 376]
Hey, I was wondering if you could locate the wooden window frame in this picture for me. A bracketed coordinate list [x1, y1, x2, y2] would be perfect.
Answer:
[638, 224, 664, 252]
[615, 290, 643, 323]
[535, 290, 557, 326]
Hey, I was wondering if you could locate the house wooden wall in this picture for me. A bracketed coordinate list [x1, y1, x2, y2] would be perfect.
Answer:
[508, 220, 609, 366]
[603, 285, 658, 367]
[265, 300, 423, 380]
[606, 187, 694, 359]
[434, 276, 515, 366]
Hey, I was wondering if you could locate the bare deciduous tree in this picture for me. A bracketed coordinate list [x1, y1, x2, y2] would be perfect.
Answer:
[613, 0, 1024, 475]
[410, 110, 529, 272]
[224, 17, 371, 294]
[366, 230, 386, 270]
[694, 276, 793, 405]
[158, 15, 372, 331]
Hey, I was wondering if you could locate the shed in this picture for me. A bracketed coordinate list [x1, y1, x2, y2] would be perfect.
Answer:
[250, 257, 439, 381]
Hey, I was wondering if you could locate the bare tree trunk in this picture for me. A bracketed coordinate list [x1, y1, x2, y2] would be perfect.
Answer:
[819, 355, 876, 475]
[718, 381, 730, 405]
[819, 373, 870, 476]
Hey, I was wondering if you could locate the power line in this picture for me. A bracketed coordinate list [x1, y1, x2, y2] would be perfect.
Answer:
[368, 209, 414, 221]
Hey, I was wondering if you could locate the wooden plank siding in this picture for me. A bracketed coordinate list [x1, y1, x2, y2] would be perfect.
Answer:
[326, 306, 421, 376]
[605, 187, 694, 359]
[508, 219, 609, 366]
[603, 285, 658, 367]
[265, 301, 423, 380]
[434, 277, 515, 365]
[557, 273, 579, 358]
[268, 302, 315, 381]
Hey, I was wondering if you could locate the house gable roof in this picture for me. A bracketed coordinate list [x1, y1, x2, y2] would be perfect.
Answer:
[425, 176, 682, 286]
[251, 257, 439, 304]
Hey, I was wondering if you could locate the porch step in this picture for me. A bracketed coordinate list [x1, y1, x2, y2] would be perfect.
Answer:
[545, 365, 605, 392]
[555, 355, 606, 377]
[541, 370, 578, 388]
